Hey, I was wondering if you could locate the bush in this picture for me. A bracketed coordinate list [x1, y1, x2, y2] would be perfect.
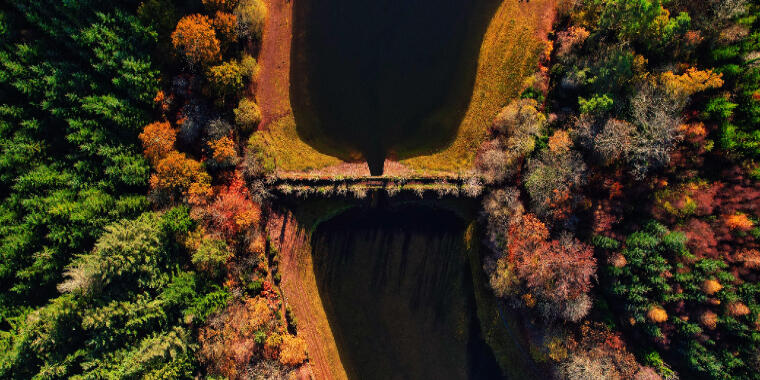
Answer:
[492, 98, 547, 138]
[192, 237, 232, 275]
[234, 97, 262, 131]
[234, 0, 266, 40]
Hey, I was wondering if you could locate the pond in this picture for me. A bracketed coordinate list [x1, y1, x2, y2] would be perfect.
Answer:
[310, 205, 534, 379]
[291, 0, 502, 174]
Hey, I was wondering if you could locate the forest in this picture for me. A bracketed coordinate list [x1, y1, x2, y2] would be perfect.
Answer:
[0, 0, 759, 379]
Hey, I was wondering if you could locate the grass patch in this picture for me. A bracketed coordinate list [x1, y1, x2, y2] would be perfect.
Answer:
[250, 114, 341, 172]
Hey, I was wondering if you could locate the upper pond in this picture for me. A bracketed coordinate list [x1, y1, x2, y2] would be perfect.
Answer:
[291, 0, 501, 174]
[310, 205, 535, 379]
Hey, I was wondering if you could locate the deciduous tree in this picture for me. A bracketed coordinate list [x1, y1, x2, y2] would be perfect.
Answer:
[171, 14, 221, 67]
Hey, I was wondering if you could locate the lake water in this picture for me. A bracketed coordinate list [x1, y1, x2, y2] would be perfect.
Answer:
[291, 0, 501, 174]
[311, 205, 507, 379]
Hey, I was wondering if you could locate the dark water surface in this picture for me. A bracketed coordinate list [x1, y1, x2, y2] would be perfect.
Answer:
[311, 206, 505, 380]
[291, 0, 501, 174]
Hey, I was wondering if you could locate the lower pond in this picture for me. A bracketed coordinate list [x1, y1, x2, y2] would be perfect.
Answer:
[310, 205, 536, 379]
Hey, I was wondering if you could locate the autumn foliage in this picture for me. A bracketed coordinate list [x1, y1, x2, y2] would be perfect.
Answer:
[199, 297, 276, 379]
[278, 334, 307, 365]
[660, 68, 724, 99]
[207, 177, 262, 238]
[150, 151, 211, 203]
[171, 14, 221, 66]
[491, 213, 596, 321]
[139, 121, 177, 165]
[213, 11, 238, 46]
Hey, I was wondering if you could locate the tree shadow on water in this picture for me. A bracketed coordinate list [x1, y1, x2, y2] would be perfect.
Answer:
[311, 205, 504, 380]
[290, 0, 504, 174]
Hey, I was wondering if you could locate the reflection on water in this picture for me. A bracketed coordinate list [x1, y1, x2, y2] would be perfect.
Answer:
[312, 206, 504, 380]
[291, 0, 501, 174]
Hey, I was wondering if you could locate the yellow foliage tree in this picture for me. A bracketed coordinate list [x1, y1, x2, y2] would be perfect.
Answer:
[278, 334, 307, 366]
[661, 68, 724, 99]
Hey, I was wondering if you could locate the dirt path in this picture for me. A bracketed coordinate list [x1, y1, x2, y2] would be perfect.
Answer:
[267, 211, 348, 380]
[255, 0, 294, 129]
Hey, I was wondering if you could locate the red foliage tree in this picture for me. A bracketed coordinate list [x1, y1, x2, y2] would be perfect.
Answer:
[515, 233, 597, 303]
[207, 177, 262, 238]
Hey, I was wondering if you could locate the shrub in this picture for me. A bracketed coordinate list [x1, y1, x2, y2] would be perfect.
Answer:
[278, 335, 307, 366]
[192, 237, 231, 275]
[171, 14, 220, 67]
[647, 306, 668, 323]
[235, 0, 267, 39]
[234, 97, 262, 132]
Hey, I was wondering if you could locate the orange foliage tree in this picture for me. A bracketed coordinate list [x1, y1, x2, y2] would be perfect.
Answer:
[139, 121, 177, 165]
[171, 14, 221, 67]
[213, 11, 238, 47]
[209, 135, 239, 165]
[492, 214, 596, 320]
[199, 296, 278, 378]
[203, 0, 239, 12]
[724, 212, 754, 231]
[149, 151, 211, 202]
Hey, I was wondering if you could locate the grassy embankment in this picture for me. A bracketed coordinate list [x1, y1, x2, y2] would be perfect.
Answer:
[252, 0, 553, 176]
[465, 222, 542, 378]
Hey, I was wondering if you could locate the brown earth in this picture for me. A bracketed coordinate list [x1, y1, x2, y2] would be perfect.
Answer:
[267, 210, 348, 380]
